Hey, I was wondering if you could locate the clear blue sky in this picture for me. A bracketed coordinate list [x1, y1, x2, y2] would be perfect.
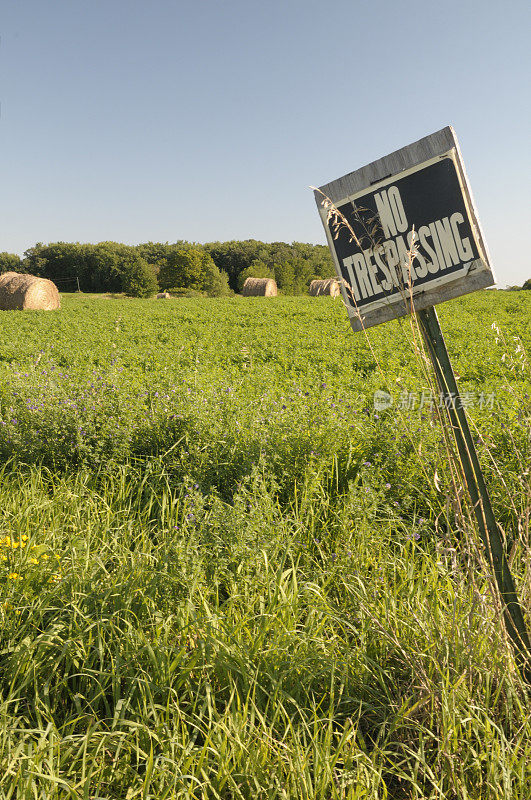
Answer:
[2, 0, 530, 286]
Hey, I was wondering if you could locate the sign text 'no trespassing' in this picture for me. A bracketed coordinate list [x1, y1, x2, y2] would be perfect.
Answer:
[315, 127, 495, 332]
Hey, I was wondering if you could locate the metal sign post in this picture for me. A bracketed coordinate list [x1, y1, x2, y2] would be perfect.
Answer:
[418, 306, 531, 680]
[315, 127, 531, 680]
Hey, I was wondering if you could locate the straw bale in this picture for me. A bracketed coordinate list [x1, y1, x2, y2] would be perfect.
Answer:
[309, 278, 341, 297]
[0, 272, 60, 311]
[242, 277, 278, 297]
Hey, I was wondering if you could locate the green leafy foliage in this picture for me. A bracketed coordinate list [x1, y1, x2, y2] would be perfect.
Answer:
[158, 248, 230, 296]
[205, 239, 335, 292]
[22, 241, 157, 296]
[237, 259, 275, 291]
[0, 251, 23, 273]
[0, 291, 530, 797]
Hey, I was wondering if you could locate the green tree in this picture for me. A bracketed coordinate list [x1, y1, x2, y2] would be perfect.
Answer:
[136, 241, 196, 276]
[274, 257, 318, 294]
[205, 240, 335, 294]
[86, 243, 157, 296]
[122, 254, 158, 297]
[136, 242, 173, 275]
[158, 248, 229, 295]
[22, 244, 51, 278]
[237, 260, 275, 292]
[202, 260, 231, 296]
[22, 242, 89, 288]
[205, 240, 265, 291]
[0, 252, 23, 273]
[272, 261, 295, 294]
[22, 241, 157, 296]
[19, 238, 333, 296]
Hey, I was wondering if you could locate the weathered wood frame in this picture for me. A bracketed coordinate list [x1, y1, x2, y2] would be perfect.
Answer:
[315, 126, 495, 332]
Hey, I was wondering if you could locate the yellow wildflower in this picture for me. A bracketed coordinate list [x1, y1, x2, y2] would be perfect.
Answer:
[8, 573, 20, 580]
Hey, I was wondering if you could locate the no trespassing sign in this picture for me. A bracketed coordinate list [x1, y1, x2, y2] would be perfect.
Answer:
[315, 127, 494, 332]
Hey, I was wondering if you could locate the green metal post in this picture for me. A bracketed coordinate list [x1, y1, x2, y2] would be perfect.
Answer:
[418, 306, 531, 681]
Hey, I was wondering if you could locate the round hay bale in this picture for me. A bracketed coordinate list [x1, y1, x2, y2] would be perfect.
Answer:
[309, 278, 341, 297]
[156, 292, 172, 299]
[241, 277, 278, 297]
[0, 272, 60, 311]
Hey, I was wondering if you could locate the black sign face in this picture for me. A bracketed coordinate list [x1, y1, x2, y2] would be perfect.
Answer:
[315, 128, 494, 331]
[331, 158, 480, 309]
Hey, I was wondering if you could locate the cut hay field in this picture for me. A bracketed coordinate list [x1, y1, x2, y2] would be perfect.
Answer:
[0, 291, 530, 799]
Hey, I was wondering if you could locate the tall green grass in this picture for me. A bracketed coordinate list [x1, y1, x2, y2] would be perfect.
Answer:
[0, 293, 529, 797]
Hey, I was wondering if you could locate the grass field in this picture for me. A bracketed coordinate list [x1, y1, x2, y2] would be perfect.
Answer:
[0, 291, 530, 798]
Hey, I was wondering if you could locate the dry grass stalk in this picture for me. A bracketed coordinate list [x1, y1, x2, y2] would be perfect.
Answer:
[0, 272, 61, 311]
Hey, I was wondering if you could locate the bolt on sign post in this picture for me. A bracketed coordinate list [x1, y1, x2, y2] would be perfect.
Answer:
[314, 126, 531, 681]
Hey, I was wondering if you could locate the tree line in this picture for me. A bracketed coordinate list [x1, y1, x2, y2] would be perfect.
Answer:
[0, 240, 335, 297]
[506, 279, 531, 291]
